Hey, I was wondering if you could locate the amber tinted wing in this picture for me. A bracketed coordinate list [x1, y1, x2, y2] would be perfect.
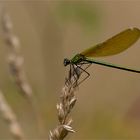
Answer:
[81, 28, 140, 57]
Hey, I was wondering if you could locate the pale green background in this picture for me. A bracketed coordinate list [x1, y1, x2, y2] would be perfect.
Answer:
[0, 0, 140, 139]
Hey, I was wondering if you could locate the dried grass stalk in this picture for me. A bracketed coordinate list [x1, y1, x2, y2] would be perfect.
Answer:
[49, 71, 80, 140]
[0, 90, 25, 140]
[1, 11, 45, 138]
[2, 12, 32, 98]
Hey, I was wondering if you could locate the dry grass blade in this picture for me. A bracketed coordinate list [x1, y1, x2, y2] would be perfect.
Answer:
[1, 12, 32, 98]
[49, 67, 81, 140]
[1, 11, 45, 138]
[0, 90, 25, 140]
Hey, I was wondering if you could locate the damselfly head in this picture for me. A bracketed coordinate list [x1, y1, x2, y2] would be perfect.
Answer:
[64, 58, 70, 66]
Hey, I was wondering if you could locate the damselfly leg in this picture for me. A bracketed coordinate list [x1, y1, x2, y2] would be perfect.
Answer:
[74, 62, 91, 86]
[66, 62, 91, 86]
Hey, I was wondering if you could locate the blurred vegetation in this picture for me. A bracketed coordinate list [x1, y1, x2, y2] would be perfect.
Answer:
[0, 1, 140, 140]
[55, 1, 100, 32]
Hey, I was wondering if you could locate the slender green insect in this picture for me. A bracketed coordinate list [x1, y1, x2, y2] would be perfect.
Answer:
[64, 28, 140, 84]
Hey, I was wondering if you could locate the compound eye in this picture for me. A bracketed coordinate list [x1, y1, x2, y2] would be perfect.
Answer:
[63, 58, 70, 66]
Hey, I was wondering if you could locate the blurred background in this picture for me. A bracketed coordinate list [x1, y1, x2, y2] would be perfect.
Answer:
[0, 0, 140, 139]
